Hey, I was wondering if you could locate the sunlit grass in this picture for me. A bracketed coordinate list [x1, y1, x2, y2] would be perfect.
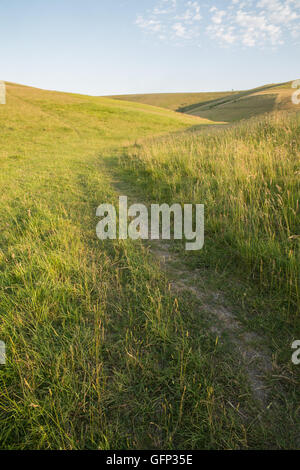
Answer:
[0, 83, 299, 450]
[122, 112, 300, 317]
[0, 83, 253, 450]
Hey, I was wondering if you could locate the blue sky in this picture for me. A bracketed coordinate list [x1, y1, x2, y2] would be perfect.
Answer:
[0, 0, 299, 95]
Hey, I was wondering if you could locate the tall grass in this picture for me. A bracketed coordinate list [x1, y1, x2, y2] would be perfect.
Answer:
[121, 112, 300, 316]
[0, 85, 299, 449]
[0, 83, 262, 449]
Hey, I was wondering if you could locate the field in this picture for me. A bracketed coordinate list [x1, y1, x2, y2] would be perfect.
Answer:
[0, 81, 299, 450]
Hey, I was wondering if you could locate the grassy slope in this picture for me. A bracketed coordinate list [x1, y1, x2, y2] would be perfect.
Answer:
[0, 82, 299, 449]
[0, 83, 256, 450]
[117, 112, 300, 447]
[184, 81, 297, 122]
[107, 91, 236, 111]
[109, 81, 298, 123]
[121, 111, 300, 315]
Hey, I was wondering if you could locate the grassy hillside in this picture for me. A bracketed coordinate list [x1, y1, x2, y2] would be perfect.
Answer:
[0, 83, 225, 450]
[0, 82, 299, 450]
[120, 112, 300, 319]
[184, 81, 297, 122]
[0, 82, 259, 451]
[107, 91, 236, 112]
[110, 81, 298, 124]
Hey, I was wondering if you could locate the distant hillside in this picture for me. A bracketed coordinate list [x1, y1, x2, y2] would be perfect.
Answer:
[108, 81, 298, 123]
[107, 91, 236, 112]
[183, 81, 297, 122]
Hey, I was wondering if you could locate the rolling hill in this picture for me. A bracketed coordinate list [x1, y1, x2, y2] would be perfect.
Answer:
[107, 91, 237, 112]
[0, 82, 220, 450]
[183, 81, 297, 122]
[108, 80, 297, 123]
[0, 81, 299, 450]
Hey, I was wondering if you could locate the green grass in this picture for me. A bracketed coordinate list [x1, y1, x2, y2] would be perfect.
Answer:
[0, 82, 299, 450]
[0, 82, 250, 450]
[121, 114, 300, 340]
[115, 111, 300, 449]
[120, 112, 300, 320]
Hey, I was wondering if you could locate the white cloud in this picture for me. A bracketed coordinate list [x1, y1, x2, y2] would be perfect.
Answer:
[135, 0, 300, 48]
[235, 9, 282, 46]
[135, 0, 202, 45]
[207, 0, 299, 48]
[211, 10, 226, 25]
[173, 22, 187, 37]
[136, 16, 163, 34]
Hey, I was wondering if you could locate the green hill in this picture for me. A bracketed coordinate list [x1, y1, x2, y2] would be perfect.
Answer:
[0, 82, 220, 450]
[108, 81, 298, 123]
[183, 81, 297, 122]
[0, 81, 299, 450]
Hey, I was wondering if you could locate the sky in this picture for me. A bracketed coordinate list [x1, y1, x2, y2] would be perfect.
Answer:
[0, 0, 299, 95]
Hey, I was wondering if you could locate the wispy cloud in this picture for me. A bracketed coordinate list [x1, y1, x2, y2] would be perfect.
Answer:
[135, 0, 300, 48]
[135, 0, 203, 44]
